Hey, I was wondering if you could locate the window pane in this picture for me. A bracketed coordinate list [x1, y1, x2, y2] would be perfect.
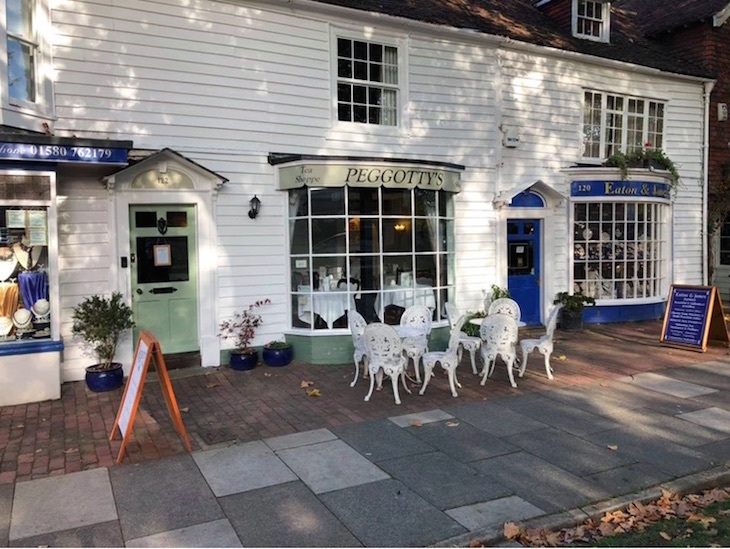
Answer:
[310, 187, 344, 216]
[289, 219, 309, 255]
[348, 217, 380, 253]
[414, 219, 436, 252]
[439, 219, 454, 252]
[312, 218, 345, 254]
[415, 255, 436, 286]
[337, 38, 351, 58]
[288, 188, 309, 217]
[7, 0, 32, 37]
[7, 38, 35, 102]
[348, 187, 379, 215]
[166, 211, 188, 227]
[351, 255, 380, 290]
[136, 237, 189, 283]
[382, 189, 410, 215]
[382, 218, 412, 252]
[414, 189, 436, 216]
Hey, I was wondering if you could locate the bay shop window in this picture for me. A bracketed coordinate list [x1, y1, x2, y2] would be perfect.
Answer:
[279, 160, 462, 331]
[571, 179, 670, 304]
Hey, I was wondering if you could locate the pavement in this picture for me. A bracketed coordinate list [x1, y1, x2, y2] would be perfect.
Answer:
[1, 320, 730, 547]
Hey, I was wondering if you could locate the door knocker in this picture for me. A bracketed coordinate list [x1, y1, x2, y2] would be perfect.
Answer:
[157, 217, 168, 235]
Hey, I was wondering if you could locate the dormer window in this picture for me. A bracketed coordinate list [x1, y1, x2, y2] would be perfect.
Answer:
[573, 0, 610, 42]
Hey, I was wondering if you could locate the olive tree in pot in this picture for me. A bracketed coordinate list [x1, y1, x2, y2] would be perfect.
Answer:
[72, 292, 135, 392]
[553, 292, 595, 331]
[219, 298, 271, 371]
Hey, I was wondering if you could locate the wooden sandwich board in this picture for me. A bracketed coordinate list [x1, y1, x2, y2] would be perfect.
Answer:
[660, 285, 730, 352]
[110, 331, 191, 463]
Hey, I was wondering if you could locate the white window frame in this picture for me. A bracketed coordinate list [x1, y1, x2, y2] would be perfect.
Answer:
[572, 0, 610, 43]
[570, 197, 671, 304]
[582, 90, 666, 161]
[0, 0, 54, 129]
[331, 27, 407, 132]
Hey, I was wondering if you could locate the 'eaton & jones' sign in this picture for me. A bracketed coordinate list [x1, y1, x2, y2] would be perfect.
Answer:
[571, 180, 670, 199]
[0, 142, 128, 164]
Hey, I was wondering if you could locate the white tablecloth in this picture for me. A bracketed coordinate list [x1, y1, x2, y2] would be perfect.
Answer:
[375, 284, 436, 313]
[298, 290, 356, 328]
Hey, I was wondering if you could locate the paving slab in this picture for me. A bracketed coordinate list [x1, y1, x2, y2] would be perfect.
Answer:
[685, 360, 730, 378]
[697, 438, 730, 465]
[503, 427, 634, 476]
[494, 393, 620, 437]
[377, 451, 512, 510]
[689, 389, 730, 411]
[663, 366, 730, 392]
[406, 420, 518, 463]
[0, 484, 12, 547]
[110, 453, 223, 541]
[264, 428, 338, 451]
[125, 519, 242, 548]
[445, 495, 545, 531]
[220, 481, 361, 547]
[276, 439, 389, 494]
[594, 379, 707, 415]
[331, 419, 434, 462]
[388, 409, 453, 428]
[677, 407, 730, 433]
[472, 452, 610, 514]
[583, 463, 674, 496]
[585, 428, 714, 477]
[9, 521, 123, 548]
[443, 400, 548, 437]
[618, 372, 717, 398]
[542, 385, 647, 413]
[193, 440, 297, 497]
[319, 478, 466, 547]
[9, 468, 117, 541]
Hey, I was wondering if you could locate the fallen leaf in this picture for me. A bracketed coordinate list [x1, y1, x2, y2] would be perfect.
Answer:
[14, 424, 23, 429]
[659, 531, 672, 541]
[205, 382, 220, 389]
[62, 448, 78, 454]
[306, 388, 321, 397]
[35, 448, 42, 453]
[180, 407, 189, 413]
[264, 372, 272, 377]
[411, 420, 423, 427]
[301, 380, 314, 388]
[557, 355, 567, 360]
[445, 421, 460, 427]
[503, 522, 520, 540]
[607, 444, 618, 451]
[468, 540, 484, 548]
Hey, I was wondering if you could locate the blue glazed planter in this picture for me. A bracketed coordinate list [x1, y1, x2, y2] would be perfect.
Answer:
[230, 350, 258, 371]
[262, 346, 293, 367]
[85, 363, 124, 392]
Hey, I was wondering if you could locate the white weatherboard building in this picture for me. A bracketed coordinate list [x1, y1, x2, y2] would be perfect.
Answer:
[0, 0, 713, 405]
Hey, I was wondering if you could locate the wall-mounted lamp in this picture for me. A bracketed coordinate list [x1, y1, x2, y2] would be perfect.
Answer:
[394, 223, 406, 231]
[248, 195, 261, 219]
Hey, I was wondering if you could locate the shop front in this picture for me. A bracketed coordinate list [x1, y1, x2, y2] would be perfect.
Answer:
[271, 154, 463, 363]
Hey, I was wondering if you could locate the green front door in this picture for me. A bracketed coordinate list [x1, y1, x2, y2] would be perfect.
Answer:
[130, 205, 198, 353]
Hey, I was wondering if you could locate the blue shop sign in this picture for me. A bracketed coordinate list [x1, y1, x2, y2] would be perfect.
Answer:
[571, 180, 670, 199]
[0, 142, 128, 164]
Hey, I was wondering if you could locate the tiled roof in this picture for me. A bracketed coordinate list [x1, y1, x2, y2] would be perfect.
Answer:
[617, 0, 729, 36]
[311, 0, 714, 78]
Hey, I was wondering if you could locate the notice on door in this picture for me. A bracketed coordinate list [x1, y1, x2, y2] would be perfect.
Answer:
[660, 285, 729, 352]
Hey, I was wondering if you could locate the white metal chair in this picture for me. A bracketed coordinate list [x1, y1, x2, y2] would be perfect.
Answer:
[399, 305, 432, 383]
[487, 297, 522, 322]
[362, 323, 411, 405]
[445, 302, 481, 375]
[420, 315, 467, 398]
[479, 313, 519, 388]
[519, 305, 562, 381]
[348, 309, 368, 387]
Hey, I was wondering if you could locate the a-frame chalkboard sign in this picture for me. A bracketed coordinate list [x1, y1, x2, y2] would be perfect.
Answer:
[110, 331, 191, 463]
[660, 285, 730, 352]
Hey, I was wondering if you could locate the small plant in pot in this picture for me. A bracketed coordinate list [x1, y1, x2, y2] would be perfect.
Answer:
[553, 291, 595, 331]
[219, 298, 271, 371]
[262, 340, 293, 367]
[72, 292, 135, 392]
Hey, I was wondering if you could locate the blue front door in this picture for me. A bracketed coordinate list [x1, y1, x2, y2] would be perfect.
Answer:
[507, 219, 540, 325]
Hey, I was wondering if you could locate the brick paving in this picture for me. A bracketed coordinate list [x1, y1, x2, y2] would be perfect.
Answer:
[0, 320, 727, 484]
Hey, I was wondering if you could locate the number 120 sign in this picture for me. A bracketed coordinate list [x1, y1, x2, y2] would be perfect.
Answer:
[0, 142, 127, 164]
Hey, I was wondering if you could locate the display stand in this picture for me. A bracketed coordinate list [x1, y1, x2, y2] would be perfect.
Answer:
[660, 285, 730, 352]
[109, 331, 191, 463]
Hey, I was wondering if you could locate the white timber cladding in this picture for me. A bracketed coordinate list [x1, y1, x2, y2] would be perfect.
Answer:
[48, 0, 708, 375]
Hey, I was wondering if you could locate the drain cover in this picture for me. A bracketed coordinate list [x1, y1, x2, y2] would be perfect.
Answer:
[197, 427, 236, 445]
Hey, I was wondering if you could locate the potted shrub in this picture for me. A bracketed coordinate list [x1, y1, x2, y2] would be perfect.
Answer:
[262, 340, 294, 367]
[553, 291, 595, 331]
[72, 292, 135, 392]
[219, 298, 271, 371]
[604, 148, 680, 189]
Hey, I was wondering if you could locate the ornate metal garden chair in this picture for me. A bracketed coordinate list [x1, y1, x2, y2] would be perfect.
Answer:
[348, 309, 368, 387]
[420, 315, 467, 398]
[479, 313, 519, 388]
[399, 305, 432, 383]
[487, 297, 522, 322]
[445, 302, 481, 375]
[519, 305, 562, 381]
[362, 323, 410, 405]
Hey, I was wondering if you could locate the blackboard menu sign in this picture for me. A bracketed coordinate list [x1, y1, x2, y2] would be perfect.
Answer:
[660, 285, 729, 352]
